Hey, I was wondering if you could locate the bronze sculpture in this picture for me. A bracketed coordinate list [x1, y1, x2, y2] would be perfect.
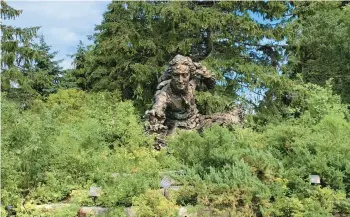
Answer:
[145, 55, 243, 148]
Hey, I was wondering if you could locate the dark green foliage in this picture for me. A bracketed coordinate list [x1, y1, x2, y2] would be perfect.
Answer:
[1, 1, 63, 105]
[30, 35, 63, 95]
[64, 41, 93, 90]
[285, 2, 350, 103]
[1, 1, 40, 69]
[73, 1, 291, 112]
[2, 1, 350, 216]
[1, 1, 40, 104]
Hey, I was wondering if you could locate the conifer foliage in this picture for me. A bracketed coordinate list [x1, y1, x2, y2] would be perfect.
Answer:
[285, 2, 350, 103]
[78, 1, 291, 111]
[1, 1, 63, 104]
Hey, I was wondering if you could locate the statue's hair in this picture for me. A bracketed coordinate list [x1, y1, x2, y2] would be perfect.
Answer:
[158, 55, 202, 83]
[169, 55, 196, 72]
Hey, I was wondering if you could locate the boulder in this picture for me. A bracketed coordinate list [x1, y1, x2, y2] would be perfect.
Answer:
[78, 206, 108, 217]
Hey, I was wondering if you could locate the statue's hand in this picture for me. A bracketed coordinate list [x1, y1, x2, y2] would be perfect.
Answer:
[192, 63, 215, 90]
[193, 63, 212, 79]
[144, 109, 167, 132]
[145, 109, 165, 120]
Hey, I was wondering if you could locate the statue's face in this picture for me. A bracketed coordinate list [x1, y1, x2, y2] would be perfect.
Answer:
[170, 64, 190, 91]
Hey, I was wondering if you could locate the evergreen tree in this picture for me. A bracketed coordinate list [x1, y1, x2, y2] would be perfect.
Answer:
[0, 1, 40, 69]
[1, 0, 41, 102]
[1, 1, 63, 103]
[65, 40, 93, 90]
[29, 35, 63, 95]
[254, 2, 350, 125]
[285, 2, 350, 103]
[84, 1, 292, 112]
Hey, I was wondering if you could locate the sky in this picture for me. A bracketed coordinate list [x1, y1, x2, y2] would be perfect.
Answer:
[5, 1, 111, 69]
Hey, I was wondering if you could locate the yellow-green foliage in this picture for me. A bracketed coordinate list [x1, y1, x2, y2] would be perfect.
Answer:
[133, 189, 179, 217]
[1, 89, 172, 215]
[2, 1, 350, 216]
[2, 84, 350, 217]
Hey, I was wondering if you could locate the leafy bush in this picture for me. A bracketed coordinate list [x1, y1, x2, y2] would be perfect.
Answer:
[167, 83, 350, 216]
[2, 84, 349, 217]
[132, 189, 179, 217]
[1, 89, 166, 214]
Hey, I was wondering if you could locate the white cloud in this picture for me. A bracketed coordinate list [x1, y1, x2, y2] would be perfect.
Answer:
[5, 1, 110, 69]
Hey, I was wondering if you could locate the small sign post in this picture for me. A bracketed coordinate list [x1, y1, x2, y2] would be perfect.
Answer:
[89, 186, 102, 204]
[310, 175, 321, 184]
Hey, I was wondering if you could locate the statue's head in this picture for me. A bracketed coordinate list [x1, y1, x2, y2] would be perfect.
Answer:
[168, 55, 196, 92]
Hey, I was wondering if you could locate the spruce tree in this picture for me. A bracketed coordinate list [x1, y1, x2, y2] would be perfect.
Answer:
[1, 1, 40, 69]
[256, 2, 350, 125]
[83, 1, 292, 112]
[1, 0, 41, 102]
[29, 35, 63, 95]
[1, 1, 63, 103]
[66, 40, 93, 90]
[285, 2, 350, 103]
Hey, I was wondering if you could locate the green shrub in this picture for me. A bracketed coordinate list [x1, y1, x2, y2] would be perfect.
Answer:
[1, 89, 160, 213]
[167, 83, 350, 216]
[2, 83, 349, 217]
[132, 189, 179, 217]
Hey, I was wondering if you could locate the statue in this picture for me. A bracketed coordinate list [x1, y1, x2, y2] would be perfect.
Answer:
[145, 55, 243, 149]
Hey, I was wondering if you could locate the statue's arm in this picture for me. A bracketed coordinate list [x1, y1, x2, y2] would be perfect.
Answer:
[193, 63, 216, 90]
[152, 91, 167, 119]
[145, 91, 168, 132]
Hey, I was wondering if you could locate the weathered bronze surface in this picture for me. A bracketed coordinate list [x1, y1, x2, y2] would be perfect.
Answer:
[145, 55, 243, 148]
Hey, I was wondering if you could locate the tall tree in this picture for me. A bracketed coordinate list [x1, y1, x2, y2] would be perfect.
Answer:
[29, 35, 63, 95]
[1, 1, 63, 103]
[0, 1, 40, 70]
[1, 0, 41, 102]
[65, 40, 94, 90]
[285, 2, 350, 103]
[85, 1, 292, 112]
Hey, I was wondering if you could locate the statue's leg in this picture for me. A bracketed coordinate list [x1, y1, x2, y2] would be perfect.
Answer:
[152, 119, 176, 150]
[196, 108, 243, 131]
[165, 119, 177, 136]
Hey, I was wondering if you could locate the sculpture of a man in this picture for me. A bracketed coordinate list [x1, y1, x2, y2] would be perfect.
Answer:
[145, 55, 243, 148]
[145, 55, 215, 134]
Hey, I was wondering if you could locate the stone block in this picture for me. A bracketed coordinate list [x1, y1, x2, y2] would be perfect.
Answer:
[36, 203, 70, 212]
[78, 206, 108, 217]
[124, 207, 137, 217]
